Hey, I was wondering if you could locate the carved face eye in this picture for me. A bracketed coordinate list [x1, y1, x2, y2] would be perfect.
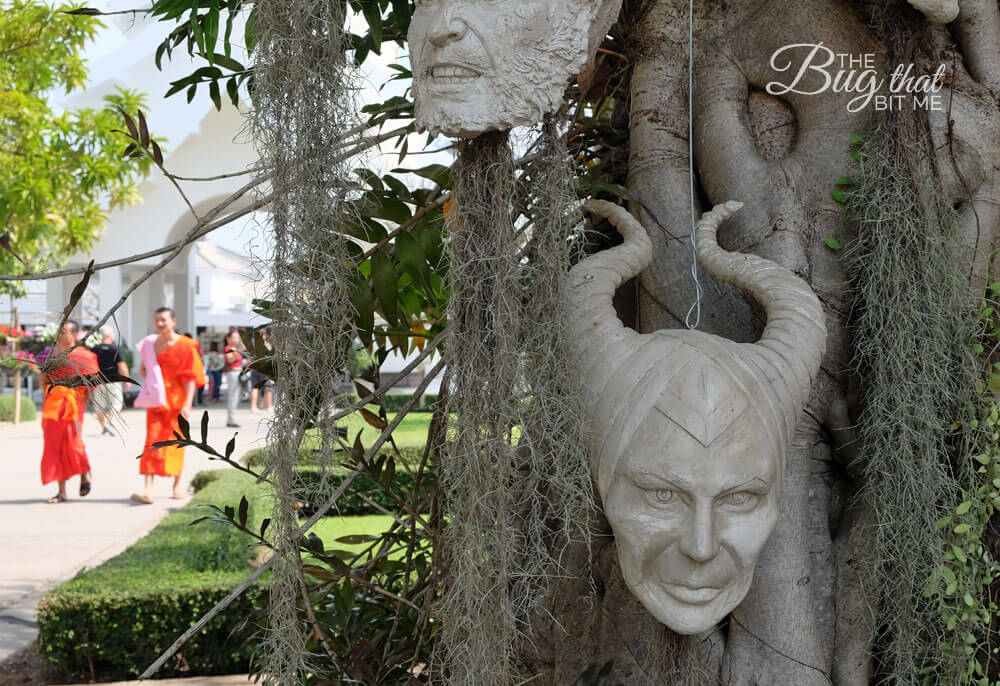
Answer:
[718, 491, 760, 511]
[648, 489, 678, 507]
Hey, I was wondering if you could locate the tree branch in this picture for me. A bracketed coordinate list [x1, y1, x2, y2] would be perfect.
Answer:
[0, 176, 269, 282]
[139, 359, 444, 679]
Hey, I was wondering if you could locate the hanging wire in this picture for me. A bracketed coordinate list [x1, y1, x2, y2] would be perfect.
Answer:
[684, 0, 703, 330]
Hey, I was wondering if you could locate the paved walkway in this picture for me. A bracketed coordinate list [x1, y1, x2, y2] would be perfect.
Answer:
[0, 405, 272, 661]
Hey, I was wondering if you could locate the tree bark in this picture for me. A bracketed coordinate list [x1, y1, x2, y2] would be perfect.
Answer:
[533, 0, 1000, 683]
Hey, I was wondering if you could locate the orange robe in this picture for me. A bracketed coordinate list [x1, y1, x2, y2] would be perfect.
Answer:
[40, 348, 98, 485]
[139, 337, 206, 476]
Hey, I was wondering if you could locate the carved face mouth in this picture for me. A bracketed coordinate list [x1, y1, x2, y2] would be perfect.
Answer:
[427, 62, 482, 87]
[660, 582, 724, 606]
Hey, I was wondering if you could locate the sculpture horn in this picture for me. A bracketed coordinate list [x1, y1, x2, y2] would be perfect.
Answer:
[565, 200, 650, 398]
[693, 200, 827, 437]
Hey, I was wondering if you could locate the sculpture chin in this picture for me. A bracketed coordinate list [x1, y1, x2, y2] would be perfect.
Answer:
[628, 572, 756, 635]
[413, 82, 551, 139]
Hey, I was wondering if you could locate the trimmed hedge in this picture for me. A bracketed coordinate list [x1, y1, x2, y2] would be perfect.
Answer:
[297, 453, 433, 517]
[38, 470, 269, 683]
[382, 392, 437, 412]
[0, 394, 37, 422]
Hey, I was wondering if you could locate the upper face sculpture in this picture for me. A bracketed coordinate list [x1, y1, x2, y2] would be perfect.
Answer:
[408, 0, 622, 137]
[566, 200, 827, 635]
[603, 370, 779, 634]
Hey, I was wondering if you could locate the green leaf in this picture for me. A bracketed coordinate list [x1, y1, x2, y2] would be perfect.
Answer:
[203, 1, 220, 60]
[956, 500, 972, 515]
[190, 0, 203, 55]
[835, 176, 853, 186]
[223, 4, 236, 58]
[208, 52, 245, 72]
[370, 250, 399, 327]
[244, 6, 258, 54]
[832, 188, 848, 204]
[825, 237, 842, 251]
[954, 523, 972, 535]
[209, 80, 222, 110]
[393, 163, 452, 189]
[395, 231, 435, 304]
[361, 0, 382, 49]
[200, 410, 209, 443]
[226, 77, 239, 107]
[359, 407, 387, 429]
[350, 275, 376, 348]
[953, 544, 967, 564]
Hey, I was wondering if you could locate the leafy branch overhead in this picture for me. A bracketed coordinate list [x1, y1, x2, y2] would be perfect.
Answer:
[0, 1, 153, 295]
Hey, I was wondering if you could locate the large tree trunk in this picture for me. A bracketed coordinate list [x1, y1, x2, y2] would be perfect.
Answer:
[532, 0, 1000, 683]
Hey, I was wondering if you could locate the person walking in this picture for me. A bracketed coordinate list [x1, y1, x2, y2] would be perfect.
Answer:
[39, 320, 99, 503]
[223, 329, 243, 428]
[132, 307, 206, 503]
[203, 341, 225, 403]
[248, 328, 274, 413]
[89, 325, 130, 436]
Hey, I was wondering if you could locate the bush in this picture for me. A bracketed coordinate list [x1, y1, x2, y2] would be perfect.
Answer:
[0, 394, 37, 422]
[190, 469, 223, 493]
[38, 470, 269, 682]
[297, 449, 434, 517]
[382, 392, 437, 413]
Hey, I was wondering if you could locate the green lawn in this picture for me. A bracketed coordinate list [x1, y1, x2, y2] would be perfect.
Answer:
[307, 514, 397, 556]
[245, 410, 432, 468]
[303, 410, 432, 451]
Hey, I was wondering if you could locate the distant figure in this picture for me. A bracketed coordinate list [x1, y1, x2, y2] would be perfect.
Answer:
[89, 326, 130, 435]
[203, 341, 225, 403]
[39, 320, 98, 503]
[223, 329, 243, 428]
[132, 308, 206, 504]
[249, 328, 274, 413]
[184, 333, 205, 405]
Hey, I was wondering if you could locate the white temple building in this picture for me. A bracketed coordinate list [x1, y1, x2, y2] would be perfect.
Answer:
[9, 10, 264, 352]
[7, 6, 438, 388]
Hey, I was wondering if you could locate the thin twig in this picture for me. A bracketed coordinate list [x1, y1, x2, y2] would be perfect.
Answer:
[140, 358, 445, 679]
[296, 554, 341, 667]
[328, 332, 443, 421]
[166, 166, 263, 182]
[139, 560, 271, 679]
[0, 185, 271, 282]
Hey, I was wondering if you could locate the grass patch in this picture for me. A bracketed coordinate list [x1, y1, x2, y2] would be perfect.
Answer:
[0, 394, 36, 422]
[244, 411, 432, 468]
[306, 515, 396, 557]
[38, 470, 269, 682]
[306, 411, 431, 450]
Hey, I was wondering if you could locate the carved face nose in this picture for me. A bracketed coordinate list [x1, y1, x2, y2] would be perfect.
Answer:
[427, 8, 469, 47]
[678, 501, 720, 563]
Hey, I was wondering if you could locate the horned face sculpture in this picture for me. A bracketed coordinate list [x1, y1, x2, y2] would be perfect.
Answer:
[408, 0, 623, 137]
[569, 200, 826, 634]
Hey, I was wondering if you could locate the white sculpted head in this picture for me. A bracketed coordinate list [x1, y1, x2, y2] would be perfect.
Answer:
[567, 200, 826, 634]
[408, 0, 623, 137]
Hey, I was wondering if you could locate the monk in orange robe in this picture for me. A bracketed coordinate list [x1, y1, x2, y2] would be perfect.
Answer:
[39, 320, 99, 503]
[133, 307, 206, 503]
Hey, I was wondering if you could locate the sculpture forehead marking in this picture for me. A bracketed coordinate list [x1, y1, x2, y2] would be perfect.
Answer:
[652, 357, 752, 447]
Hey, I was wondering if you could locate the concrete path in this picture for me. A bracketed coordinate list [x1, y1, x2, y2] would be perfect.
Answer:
[0, 405, 272, 661]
